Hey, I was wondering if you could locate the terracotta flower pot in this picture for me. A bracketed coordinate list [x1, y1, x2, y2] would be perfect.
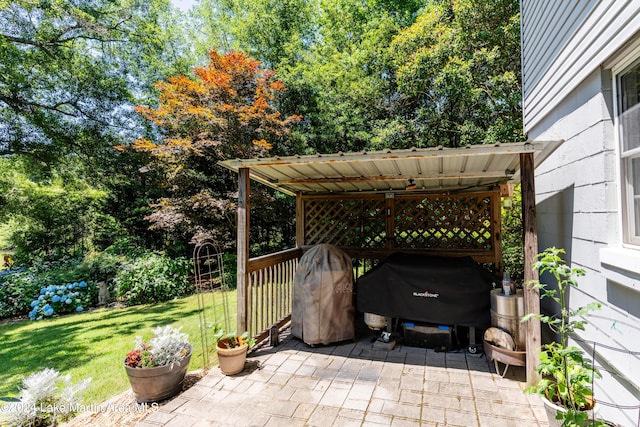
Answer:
[124, 345, 192, 403]
[216, 339, 248, 375]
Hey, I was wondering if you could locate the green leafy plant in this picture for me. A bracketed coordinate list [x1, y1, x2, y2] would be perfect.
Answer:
[212, 325, 256, 349]
[523, 247, 603, 427]
[501, 184, 524, 284]
[0, 268, 39, 319]
[114, 252, 193, 306]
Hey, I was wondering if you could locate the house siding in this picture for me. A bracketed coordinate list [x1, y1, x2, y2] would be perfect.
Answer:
[521, 0, 640, 132]
[530, 68, 640, 426]
[522, 1, 640, 422]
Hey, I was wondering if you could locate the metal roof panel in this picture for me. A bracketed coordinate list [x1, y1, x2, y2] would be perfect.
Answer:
[219, 141, 563, 195]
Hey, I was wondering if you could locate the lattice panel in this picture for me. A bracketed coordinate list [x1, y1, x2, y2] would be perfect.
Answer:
[304, 198, 386, 247]
[394, 195, 493, 250]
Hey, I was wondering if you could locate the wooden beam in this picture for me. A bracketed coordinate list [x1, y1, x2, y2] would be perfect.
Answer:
[248, 247, 303, 273]
[521, 152, 541, 386]
[251, 315, 292, 349]
[296, 192, 304, 247]
[385, 193, 395, 251]
[237, 168, 250, 334]
[491, 191, 503, 274]
[276, 170, 514, 186]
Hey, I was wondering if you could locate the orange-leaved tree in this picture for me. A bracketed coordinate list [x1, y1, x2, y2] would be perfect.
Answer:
[120, 49, 301, 248]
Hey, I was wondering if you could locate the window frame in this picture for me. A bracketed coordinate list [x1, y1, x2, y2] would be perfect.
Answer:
[613, 51, 640, 247]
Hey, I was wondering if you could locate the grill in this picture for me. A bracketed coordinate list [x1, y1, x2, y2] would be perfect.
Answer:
[356, 253, 496, 349]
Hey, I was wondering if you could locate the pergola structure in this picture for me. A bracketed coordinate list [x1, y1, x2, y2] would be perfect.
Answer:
[219, 140, 562, 384]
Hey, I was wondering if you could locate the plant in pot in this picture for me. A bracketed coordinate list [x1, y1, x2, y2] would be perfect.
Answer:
[124, 325, 192, 403]
[213, 326, 256, 375]
[523, 247, 604, 427]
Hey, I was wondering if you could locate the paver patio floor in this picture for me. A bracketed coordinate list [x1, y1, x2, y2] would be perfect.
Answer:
[137, 326, 548, 427]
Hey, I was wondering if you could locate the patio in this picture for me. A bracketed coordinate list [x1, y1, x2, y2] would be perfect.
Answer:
[137, 323, 549, 427]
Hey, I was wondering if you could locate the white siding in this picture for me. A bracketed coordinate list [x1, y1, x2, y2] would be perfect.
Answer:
[521, 0, 640, 132]
[529, 64, 640, 427]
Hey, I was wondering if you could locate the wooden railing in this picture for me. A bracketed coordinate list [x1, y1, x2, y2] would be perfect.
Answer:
[245, 248, 302, 341]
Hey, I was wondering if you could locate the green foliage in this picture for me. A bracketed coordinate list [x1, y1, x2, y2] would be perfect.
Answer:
[2, 0, 527, 270]
[194, 0, 317, 69]
[0, 0, 196, 264]
[0, 0, 193, 163]
[502, 184, 523, 283]
[212, 325, 256, 349]
[114, 253, 193, 306]
[0, 269, 40, 319]
[222, 253, 238, 289]
[193, 0, 522, 155]
[280, 0, 417, 154]
[0, 255, 102, 319]
[4, 164, 110, 259]
[384, 0, 524, 148]
[524, 248, 603, 425]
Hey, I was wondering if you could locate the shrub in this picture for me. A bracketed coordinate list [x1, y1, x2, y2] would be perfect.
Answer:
[5, 368, 91, 427]
[28, 281, 95, 320]
[80, 251, 128, 299]
[0, 268, 40, 319]
[114, 253, 193, 305]
[0, 256, 100, 319]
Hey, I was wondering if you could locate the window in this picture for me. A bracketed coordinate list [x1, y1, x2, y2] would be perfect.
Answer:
[617, 60, 640, 245]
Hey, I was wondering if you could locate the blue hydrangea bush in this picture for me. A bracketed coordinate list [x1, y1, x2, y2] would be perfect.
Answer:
[29, 281, 93, 320]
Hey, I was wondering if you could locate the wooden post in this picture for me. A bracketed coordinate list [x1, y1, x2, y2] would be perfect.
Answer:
[296, 192, 304, 248]
[237, 168, 250, 333]
[385, 193, 395, 251]
[521, 152, 541, 385]
[491, 191, 503, 274]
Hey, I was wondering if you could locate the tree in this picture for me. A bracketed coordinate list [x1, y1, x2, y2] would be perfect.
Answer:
[0, 0, 193, 164]
[384, 0, 523, 148]
[0, 157, 111, 259]
[0, 0, 200, 257]
[192, 0, 316, 70]
[124, 49, 301, 248]
[275, 0, 423, 154]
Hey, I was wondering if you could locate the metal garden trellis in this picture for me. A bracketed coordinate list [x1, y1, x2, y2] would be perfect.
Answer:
[192, 240, 232, 367]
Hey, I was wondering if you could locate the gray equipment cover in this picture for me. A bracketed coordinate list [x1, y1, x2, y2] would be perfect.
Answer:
[291, 244, 355, 345]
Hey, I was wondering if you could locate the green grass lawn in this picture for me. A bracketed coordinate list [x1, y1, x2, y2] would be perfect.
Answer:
[0, 291, 237, 404]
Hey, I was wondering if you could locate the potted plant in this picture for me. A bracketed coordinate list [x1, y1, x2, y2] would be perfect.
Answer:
[124, 325, 192, 403]
[213, 326, 256, 375]
[523, 247, 604, 427]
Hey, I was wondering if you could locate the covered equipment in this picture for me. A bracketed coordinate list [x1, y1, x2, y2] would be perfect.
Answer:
[356, 253, 495, 327]
[292, 244, 355, 345]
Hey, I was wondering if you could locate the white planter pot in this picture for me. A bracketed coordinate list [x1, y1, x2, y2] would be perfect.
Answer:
[542, 396, 600, 427]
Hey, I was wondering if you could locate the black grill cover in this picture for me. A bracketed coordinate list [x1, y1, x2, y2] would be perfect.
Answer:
[356, 253, 496, 327]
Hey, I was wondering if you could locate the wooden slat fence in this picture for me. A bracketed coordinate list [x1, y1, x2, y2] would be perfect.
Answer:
[246, 248, 302, 341]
